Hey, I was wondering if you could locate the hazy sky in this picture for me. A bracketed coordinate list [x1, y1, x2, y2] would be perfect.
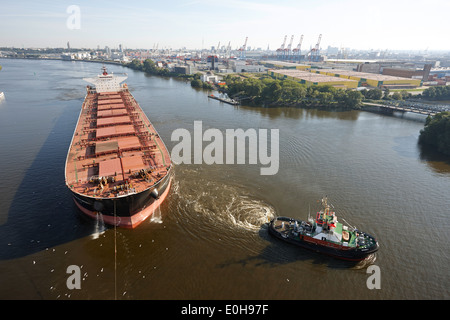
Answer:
[1, 0, 449, 52]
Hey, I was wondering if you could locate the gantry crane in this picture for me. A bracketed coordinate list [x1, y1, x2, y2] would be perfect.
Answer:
[292, 34, 303, 61]
[285, 35, 294, 60]
[308, 34, 322, 62]
[238, 36, 248, 59]
[276, 35, 287, 59]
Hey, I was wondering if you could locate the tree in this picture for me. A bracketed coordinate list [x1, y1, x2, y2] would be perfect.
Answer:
[365, 88, 382, 100]
[190, 79, 203, 88]
[419, 111, 450, 156]
[423, 86, 450, 100]
[344, 90, 363, 109]
[392, 92, 403, 100]
[261, 80, 282, 102]
[127, 59, 143, 71]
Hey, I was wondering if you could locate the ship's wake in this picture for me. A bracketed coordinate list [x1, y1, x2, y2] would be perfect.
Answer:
[170, 169, 275, 233]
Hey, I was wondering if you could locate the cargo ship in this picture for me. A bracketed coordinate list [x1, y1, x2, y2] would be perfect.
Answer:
[268, 197, 379, 261]
[65, 67, 172, 228]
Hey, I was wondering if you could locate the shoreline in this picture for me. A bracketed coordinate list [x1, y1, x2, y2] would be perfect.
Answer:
[2, 56, 447, 116]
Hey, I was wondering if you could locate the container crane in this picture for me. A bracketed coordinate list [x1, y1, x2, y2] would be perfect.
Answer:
[292, 34, 303, 61]
[285, 35, 294, 60]
[238, 36, 248, 59]
[276, 35, 287, 59]
[308, 34, 322, 62]
[226, 41, 231, 58]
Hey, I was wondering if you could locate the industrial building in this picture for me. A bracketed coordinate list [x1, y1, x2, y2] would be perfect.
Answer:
[268, 69, 358, 89]
[311, 69, 422, 89]
[381, 64, 432, 81]
[231, 60, 267, 73]
[263, 60, 310, 70]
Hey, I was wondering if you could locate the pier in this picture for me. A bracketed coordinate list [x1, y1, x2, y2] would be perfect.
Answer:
[208, 94, 239, 105]
[362, 101, 449, 117]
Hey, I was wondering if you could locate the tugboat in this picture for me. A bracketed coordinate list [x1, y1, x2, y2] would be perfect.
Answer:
[268, 197, 379, 261]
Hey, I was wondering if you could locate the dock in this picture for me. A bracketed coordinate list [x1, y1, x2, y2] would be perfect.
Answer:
[208, 94, 239, 105]
[362, 101, 449, 117]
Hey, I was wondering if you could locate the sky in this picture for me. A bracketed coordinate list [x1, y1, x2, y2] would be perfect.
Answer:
[1, 0, 449, 52]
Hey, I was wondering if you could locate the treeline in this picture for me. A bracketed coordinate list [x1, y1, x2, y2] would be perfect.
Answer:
[126, 59, 172, 76]
[126, 59, 197, 80]
[360, 88, 412, 101]
[223, 75, 363, 110]
[421, 86, 450, 101]
[419, 111, 450, 156]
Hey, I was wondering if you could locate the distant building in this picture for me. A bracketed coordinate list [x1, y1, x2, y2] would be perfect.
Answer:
[231, 60, 266, 73]
[201, 71, 218, 83]
[207, 55, 218, 70]
[357, 63, 381, 74]
[269, 69, 358, 89]
[262, 60, 310, 70]
[314, 69, 422, 89]
[381, 64, 432, 81]
[174, 65, 191, 75]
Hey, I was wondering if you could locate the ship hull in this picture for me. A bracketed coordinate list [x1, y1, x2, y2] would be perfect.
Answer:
[268, 218, 379, 261]
[72, 172, 172, 228]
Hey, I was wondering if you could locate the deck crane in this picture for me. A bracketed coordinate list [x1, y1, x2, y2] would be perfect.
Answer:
[292, 34, 303, 61]
[238, 36, 248, 59]
[308, 34, 322, 62]
[276, 35, 287, 59]
[285, 35, 294, 60]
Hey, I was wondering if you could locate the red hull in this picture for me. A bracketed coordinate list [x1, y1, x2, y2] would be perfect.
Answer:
[74, 179, 172, 228]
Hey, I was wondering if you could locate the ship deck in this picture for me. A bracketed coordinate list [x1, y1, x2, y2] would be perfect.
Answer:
[65, 87, 171, 199]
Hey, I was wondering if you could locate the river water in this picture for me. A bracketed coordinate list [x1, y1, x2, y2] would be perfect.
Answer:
[0, 59, 449, 300]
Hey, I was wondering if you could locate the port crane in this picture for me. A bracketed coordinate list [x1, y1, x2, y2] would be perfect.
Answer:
[285, 35, 294, 60]
[292, 34, 303, 61]
[226, 41, 231, 58]
[308, 34, 322, 62]
[238, 36, 248, 59]
[276, 35, 287, 59]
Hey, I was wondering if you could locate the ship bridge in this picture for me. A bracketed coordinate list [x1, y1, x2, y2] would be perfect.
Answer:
[83, 67, 128, 93]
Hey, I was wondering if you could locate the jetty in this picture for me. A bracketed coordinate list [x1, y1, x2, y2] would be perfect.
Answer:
[362, 101, 449, 117]
[208, 94, 239, 105]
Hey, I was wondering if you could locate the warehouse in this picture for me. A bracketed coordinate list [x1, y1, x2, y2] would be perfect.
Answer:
[268, 69, 358, 89]
[312, 69, 421, 89]
[263, 60, 310, 70]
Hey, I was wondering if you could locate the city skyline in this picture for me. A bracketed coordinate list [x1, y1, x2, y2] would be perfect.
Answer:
[1, 0, 450, 52]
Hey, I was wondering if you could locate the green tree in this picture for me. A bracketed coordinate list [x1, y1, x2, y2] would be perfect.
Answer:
[365, 88, 383, 100]
[343, 90, 363, 109]
[261, 80, 282, 102]
[190, 79, 203, 88]
[392, 92, 403, 100]
[127, 59, 143, 71]
[419, 111, 450, 156]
